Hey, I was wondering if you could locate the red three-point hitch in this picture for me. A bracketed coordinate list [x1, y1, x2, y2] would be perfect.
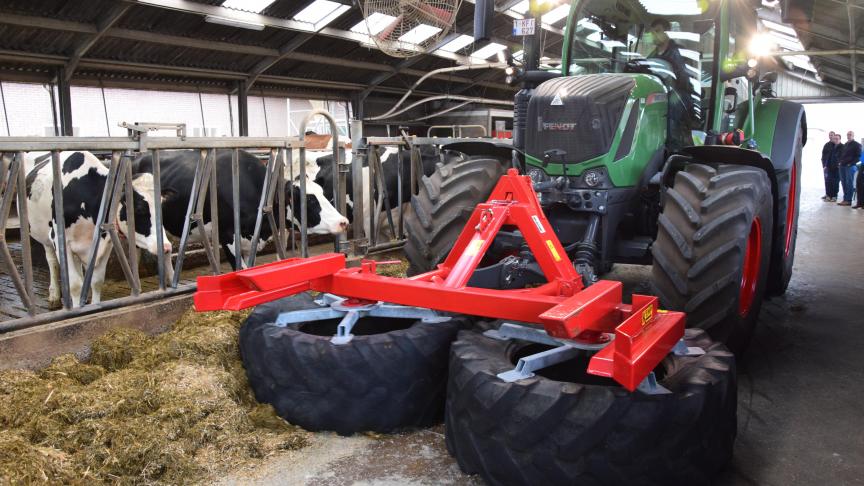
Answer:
[194, 169, 685, 391]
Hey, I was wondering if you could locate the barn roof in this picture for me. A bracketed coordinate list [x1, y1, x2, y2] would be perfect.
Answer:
[0, 0, 567, 102]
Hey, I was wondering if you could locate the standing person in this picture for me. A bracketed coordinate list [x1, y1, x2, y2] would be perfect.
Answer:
[838, 130, 861, 206]
[825, 133, 842, 202]
[822, 131, 837, 201]
[855, 137, 864, 209]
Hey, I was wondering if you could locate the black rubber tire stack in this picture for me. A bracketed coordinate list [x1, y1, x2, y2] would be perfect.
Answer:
[444, 329, 737, 485]
[651, 162, 774, 353]
[240, 293, 465, 435]
[403, 155, 509, 275]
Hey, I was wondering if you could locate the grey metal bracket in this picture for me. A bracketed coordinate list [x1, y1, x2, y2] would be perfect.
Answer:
[672, 339, 705, 357]
[276, 294, 451, 345]
[497, 345, 582, 382]
[636, 372, 671, 395]
[490, 322, 613, 383]
[484, 322, 614, 351]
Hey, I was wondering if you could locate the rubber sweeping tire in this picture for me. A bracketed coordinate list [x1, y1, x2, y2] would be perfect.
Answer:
[651, 163, 773, 354]
[240, 293, 464, 435]
[444, 329, 737, 486]
[404, 155, 509, 275]
[766, 124, 804, 297]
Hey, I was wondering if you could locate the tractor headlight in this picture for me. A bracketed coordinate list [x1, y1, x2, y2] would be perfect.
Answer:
[583, 169, 602, 187]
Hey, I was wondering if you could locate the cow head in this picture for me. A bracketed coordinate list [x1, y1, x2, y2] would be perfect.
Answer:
[119, 173, 174, 258]
[285, 178, 348, 235]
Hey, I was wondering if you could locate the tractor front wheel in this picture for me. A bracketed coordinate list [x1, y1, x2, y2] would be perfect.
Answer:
[240, 293, 464, 435]
[403, 155, 509, 275]
[445, 329, 737, 485]
[651, 163, 773, 353]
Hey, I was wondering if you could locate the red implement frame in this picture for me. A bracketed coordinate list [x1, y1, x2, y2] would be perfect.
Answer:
[194, 169, 685, 391]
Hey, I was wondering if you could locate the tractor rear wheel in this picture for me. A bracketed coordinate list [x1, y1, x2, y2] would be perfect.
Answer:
[240, 293, 464, 435]
[766, 124, 804, 296]
[651, 163, 773, 353]
[445, 329, 737, 485]
[403, 155, 509, 275]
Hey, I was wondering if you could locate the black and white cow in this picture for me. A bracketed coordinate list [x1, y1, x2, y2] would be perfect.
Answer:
[26, 151, 173, 307]
[311, 145, 445, 240]
[133, 149, 348, 268]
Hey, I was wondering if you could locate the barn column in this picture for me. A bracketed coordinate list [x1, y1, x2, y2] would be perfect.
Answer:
[237, 80, 249, 136]
[56, 67, 73, 136]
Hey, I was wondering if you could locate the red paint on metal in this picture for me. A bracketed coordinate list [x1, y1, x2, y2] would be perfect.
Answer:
[193, 170, 684, 391]
[784, 161, 797, 257]
[738, 217, 762, 317]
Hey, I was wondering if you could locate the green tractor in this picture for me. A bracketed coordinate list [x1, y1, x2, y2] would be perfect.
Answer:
[405, 0, 806, 354]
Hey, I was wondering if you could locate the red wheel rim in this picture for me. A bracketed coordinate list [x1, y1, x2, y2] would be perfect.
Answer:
[784, 162, 797, 257]
[739, 217, 762, 317]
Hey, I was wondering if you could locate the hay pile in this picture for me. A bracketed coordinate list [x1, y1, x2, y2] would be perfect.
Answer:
[0, 309, 310, 484]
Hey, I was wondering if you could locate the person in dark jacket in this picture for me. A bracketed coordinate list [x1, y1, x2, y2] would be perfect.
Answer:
[822, 131, 837, 201]
[824, 133, 843, 202]
[855, 137, 864, 209]
[838, 130, 861, 206]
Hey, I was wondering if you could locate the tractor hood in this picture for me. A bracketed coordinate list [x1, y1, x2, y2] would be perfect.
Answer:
[527, 74, 636, 165]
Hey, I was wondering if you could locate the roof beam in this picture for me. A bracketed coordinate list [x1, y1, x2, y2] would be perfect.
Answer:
[65, 4, 132, 81]
[130, 0, 489, 65]
[0, 13, 511, 93]
[848, 0, 858, 92]
[246, 33, 313, 92]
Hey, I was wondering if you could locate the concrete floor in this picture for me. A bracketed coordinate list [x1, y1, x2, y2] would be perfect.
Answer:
[219, 141, 864, 485]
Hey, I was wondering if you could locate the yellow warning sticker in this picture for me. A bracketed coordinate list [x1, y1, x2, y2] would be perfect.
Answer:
[466, 239, 485, 256]
[641, 306, 654, 327]
[545, 240, 561, 261]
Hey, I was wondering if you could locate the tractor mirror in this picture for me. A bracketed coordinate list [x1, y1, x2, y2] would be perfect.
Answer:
[724, 87, 738, 114]
[760, 71, 778, 84]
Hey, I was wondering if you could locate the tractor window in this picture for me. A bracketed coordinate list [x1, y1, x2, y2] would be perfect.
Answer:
[565, 0, 720, 138]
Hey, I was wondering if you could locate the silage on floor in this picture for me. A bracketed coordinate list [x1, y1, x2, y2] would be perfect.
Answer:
[0, 308, 310, 485]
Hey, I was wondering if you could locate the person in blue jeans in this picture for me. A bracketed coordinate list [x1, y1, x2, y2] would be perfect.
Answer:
[838, 130, 861, 206]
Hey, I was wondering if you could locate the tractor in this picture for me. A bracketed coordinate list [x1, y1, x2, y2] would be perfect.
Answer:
[405, 0, 806, 355]
[194, 0, 805, 484]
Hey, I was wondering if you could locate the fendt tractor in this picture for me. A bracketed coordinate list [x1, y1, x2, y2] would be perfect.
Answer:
[405, 0, 805, 354]
[194, 0, 805, 484]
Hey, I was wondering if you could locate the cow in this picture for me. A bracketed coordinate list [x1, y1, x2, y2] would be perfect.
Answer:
[25, 151, 173, 307]
[133, 149, 348, 269]
[311, 144, 446, 241]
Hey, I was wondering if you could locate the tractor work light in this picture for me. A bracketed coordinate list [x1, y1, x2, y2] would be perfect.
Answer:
[748, 33, 776, 57]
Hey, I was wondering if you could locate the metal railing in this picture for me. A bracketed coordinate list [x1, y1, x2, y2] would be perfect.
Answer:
[0, 118, 348, 332]
[0, 115, 509, 331]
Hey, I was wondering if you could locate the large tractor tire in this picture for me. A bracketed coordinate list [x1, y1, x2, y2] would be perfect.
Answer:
[240, 293, 465, 435]
[445, 329, 737, 485]
[652, 163, 773, 353]
[766, 123, 805, 296]
[403, 155, 509, 275]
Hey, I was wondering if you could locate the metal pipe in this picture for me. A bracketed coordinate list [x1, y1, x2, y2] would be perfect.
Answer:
[50, 150, 72, 309]
[365, 95, 513, 122]
[231, 148, 242, 269]
[124, 154, 140, 293]
[0, 286, 195, 334]
[350, 119, 365, 248]
[152, 149, 167, 289]
[0, 158, 34, 312]
[79, 153, 121, 306]
[248, 148, 277, 267]
[15, 152, 34, 314]
[365, 64, 508, 121]
[208, 146, 221, 269]
[298, 109, 344, 254]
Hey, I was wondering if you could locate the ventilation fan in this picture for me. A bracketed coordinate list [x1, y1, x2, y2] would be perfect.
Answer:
[362, 0, 463, 57]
